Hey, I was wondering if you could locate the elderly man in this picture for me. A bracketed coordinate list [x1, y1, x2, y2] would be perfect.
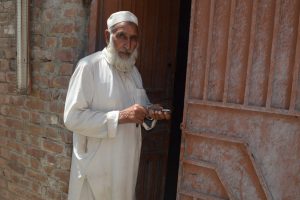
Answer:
[64, 11, 170, 200]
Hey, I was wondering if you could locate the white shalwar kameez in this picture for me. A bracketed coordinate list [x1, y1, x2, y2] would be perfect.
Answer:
[64, 48, 150, 200]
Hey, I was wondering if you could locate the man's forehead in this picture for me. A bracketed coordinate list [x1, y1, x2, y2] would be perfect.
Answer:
[113, 22, 138, 34]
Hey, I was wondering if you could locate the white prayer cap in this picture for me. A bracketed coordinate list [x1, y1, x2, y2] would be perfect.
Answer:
[107, 11, 138, 29]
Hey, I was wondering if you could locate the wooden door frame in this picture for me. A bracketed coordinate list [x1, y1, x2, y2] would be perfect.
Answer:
[87, 0, 189, 198]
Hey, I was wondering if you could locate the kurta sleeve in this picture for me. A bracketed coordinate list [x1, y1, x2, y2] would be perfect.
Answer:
[64, 60, 119, 138]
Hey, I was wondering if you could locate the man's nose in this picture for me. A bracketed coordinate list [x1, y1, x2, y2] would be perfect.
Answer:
[124, 39, 132, 50]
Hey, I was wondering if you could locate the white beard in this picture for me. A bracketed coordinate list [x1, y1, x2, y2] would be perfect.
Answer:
[105, 35, 138, 73]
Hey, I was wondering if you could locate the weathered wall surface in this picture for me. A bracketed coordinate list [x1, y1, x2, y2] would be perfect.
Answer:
[0, 0, 89, 199]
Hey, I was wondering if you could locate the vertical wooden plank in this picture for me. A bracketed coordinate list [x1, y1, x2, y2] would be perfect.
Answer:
[189, 0, 212, 100]
[244, 0, 258, 106]
[207, 0, 231, 102]
[203, 0, 215, 101]
[223, 0, 236, 103]
[227, 0, 253, 104]
[120, 0, 132, 10]
[248, 0, 275, 107]
[266, 0, 281, 109]
[289, 13, 300, 112]
[88, 0, 100, 53]
[271, 0, 300, 109]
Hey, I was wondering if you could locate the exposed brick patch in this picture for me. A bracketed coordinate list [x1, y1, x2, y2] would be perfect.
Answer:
[0, 0, 89, 199]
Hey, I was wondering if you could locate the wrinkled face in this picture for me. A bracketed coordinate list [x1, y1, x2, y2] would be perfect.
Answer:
[109, 22, 139, 59]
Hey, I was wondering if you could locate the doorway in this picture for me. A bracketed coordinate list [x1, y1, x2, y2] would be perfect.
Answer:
[88, 0, 191, 198]
[164, 1, 191, 199]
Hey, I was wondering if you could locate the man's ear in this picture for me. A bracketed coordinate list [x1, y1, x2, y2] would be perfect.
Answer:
[104, 30, 110, 45]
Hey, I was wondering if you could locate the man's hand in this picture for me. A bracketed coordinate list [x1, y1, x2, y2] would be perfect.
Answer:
[118, 104, 147, 124]
[147, 104, 171, 120]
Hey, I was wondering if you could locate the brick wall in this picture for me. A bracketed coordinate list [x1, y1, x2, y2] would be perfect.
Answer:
[0, 0, 90, 199]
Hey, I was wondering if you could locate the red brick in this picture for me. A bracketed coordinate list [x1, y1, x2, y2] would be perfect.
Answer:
[57, 156, 71, 169]
[0, 177, 7, 188]
[41, 62, 55, 73]
[31, 182, 42, 195]
[59, 91, 67, 101]
[7, 161, 25, 175]
[54, 170, 70, 184]
[32, 0, 43, 8]
[8, 182, 26, 196]
[45, 127, 60, 141]
[42, 139, 63, 153]
[43, 165, 55, 176]
[41, 90, 52, 101]
[0, 146, 11, 160]
[43, 9, 54, 22]
[4, 48, 16, 59]
[33, 75, 50, 88]
[7, 84, 16, 93]
[30, 158, 40, 170]
[0, 95, 9, 104]
[5, 72, 16, 83]
[2, 1, 15, 10]
[0, 83, 8, 93]
[49, 101, 64, 113]
[51, 76, 70, 89]
[59, 63, 74, 75]
[0, 59, 9, 71]
[8, 96, 25, 106]
[21, 110, 30, 120]
[26, 124, 45, 137]
[7, 140, 24, 153]
[0, 38, 14, 48]
[0, 157, 7, 166]
[24, 99, 46, 110]
[28, 135, 41, 147]
[45, 37, 57, 48]
[31, 48, 54, 62]
[0, 106, 19, 117]
[51, 23, 76, 33]
[0, 72, 6, 82]
[0, 190, 9, 199]
[64, 8, 78, 17]
[2, 128, 16, 139]
[46, 154, 56, 165]
[62, 37, 80, 47]
[5, 118, 23, 130]
[0, 137, 8, 147]
[26, 169, 47, 182]
[30, 111, 44, 124]
[61, 129, 73, 144]
[27, 148, 46, 159]
[32, 35, 42, 46]
[45, 188, 61, 199]
[55, 49, 75, 62]
[51, 90, 61, 100]
[24, 191, 43, 200]
[31, 23, 43, 35]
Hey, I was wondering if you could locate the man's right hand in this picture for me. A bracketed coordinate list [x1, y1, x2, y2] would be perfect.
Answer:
[118, 104, 147, 124]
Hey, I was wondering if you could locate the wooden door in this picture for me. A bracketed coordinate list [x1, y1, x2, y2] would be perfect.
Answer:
[177, 0, 300, 199]
[88, 0, 180, 199]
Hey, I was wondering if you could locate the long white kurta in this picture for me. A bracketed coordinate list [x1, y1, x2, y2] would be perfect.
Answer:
[64, 48, 150, 200]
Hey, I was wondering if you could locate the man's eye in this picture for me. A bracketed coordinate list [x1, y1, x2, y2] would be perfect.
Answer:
[117, 33, 126, 39]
